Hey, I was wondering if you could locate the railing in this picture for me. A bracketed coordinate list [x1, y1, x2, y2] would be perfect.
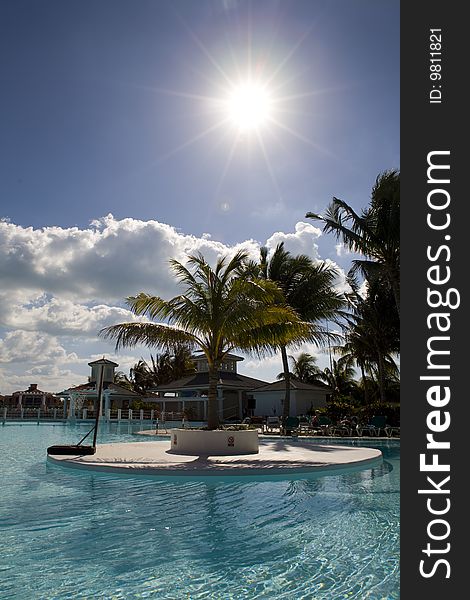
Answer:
[1, 407, 190, 423]
[1, 408, 65, 422]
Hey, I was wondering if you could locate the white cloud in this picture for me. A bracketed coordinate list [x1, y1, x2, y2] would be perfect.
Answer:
[0, 215, 350, 395]
[0, 214, 261, 303]
[335, 242, 351, 257]
[0, 295, 143, 337]
[0, 331, 79, 365]
[265, 221, 322, 258]
[0, 365, 85, 396]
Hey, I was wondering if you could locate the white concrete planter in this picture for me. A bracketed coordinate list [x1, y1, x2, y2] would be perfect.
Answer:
[170, 428, 259, 455]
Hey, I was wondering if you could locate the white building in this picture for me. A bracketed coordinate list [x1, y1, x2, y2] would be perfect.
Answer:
[249, 379, 330, 418]
[151, 353, 268, 421]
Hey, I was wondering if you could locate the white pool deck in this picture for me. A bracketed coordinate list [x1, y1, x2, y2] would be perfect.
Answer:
[47, 439, 382, 478]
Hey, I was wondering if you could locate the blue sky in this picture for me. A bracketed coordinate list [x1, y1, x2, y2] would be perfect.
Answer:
[0, 0, 399, 394]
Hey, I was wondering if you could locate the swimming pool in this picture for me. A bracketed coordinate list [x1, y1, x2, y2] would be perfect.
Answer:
[0, 423, 399, 599]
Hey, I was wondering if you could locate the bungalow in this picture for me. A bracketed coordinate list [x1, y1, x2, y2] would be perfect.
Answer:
[3, 383, 61, 410]
[248, 379, 331, 418]
[150, 353, 268, 421]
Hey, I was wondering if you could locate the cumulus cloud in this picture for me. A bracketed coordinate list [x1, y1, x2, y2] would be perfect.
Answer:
[0, 365, 85, 396]
[0, 215, 350, 338]
[0, 215, 262, 303]
[0, 215, 350, 394]
[265, 222, 322, 258]
[0, 295, 144, 337]
[0, 331, 79, 365]
[335, 242, 351, 257]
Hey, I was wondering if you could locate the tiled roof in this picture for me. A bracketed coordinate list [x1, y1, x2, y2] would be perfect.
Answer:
[249, 380, 331, 393]
[88, 358, 119, 367]
[192, 353, 244, 362]
[64, 382, 141, 397]
[12, 388, 50, 395]
[151, 371, 268, 392]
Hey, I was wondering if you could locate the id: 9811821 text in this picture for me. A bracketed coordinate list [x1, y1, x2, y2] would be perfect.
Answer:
[429, 28, 442, 104]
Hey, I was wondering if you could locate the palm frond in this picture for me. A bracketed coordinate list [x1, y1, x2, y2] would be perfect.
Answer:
[100, 322, 199, 352]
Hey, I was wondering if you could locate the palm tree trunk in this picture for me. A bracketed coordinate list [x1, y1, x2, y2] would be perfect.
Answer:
[281, 345, 291, 420]
[390, 273, 400, 317]
[207, 364, 219, 430]
[360, 362, 369, 405]
[376, 349, 386, 404]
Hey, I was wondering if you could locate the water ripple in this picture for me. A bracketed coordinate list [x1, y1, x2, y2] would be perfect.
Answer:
[0, 424, 399, 599]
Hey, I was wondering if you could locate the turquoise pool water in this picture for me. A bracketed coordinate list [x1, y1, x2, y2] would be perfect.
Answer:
[0, 424, 399, 599]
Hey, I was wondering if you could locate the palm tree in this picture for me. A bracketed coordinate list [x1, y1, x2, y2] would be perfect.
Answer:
[100, 251, 312, 429]
[128, 358, 157, 395]
[316, 356, 358, 400]
[276, 352, 323, 384]
[113, 370, 133, 390]
[256, 243, 345, 419]
[336, 331, 373, 405]
[306, 170, 400, 314]
[170, 344, 195, 378]
[338, 277, 399, 404]
[126, 346, 196, 395]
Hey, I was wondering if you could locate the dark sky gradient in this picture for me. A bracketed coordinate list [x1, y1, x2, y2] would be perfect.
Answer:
[1, 0, 399, 255]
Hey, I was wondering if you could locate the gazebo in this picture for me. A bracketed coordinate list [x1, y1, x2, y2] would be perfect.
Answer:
[60, 358, 143, 415]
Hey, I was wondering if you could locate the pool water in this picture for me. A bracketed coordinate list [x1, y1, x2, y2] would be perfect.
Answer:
[0, 424, 399, 599]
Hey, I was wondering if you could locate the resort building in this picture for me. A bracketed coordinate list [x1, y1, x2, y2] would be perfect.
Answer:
[150, 353, 268, 421]
[54, 355, 331, 420]
[249, 380, 330, 418]
[3, 383, 61, 410]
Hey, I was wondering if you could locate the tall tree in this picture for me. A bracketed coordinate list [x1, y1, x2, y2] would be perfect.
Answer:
[101, 251, 312, 429]
[339, 278, 399, 403]
[127, 346, 196, 395]
[315, 356, 358, 400]
[276, 352, 323, 384]
[306, 170, 400, 314]
[255, 243, 344, 419]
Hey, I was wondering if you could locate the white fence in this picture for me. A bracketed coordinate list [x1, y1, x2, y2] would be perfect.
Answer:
[1, 407, 187, 424]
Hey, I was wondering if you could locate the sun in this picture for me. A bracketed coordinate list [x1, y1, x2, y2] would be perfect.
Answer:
[151, 25, 327, 197]
[225, 82, 273, 132]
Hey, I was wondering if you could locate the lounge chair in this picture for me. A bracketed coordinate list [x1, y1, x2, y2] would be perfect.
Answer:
[358, 415, 389, 437]
[281, 416, 300, 436]
[312, 415, 332, 436]
[298, 416, 312, 435]
[330, 421, 352, 437]
[264, 416, 281, 433]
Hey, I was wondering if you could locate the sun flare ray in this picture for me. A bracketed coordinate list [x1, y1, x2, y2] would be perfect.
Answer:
[255, 129, 282, 200]
[267, 116, 336, 158]
[214, 133, 241, 198]
[157, 117, 231, 163]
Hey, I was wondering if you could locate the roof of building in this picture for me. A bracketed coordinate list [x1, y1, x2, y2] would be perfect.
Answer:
[11, 384, 54, 396]
[151, 370, 268, 392]
[191, 353, 244, 362]
[63, 382, 143, 398]
[88, 358, 119, 367]
[249, 379, 331, 393]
